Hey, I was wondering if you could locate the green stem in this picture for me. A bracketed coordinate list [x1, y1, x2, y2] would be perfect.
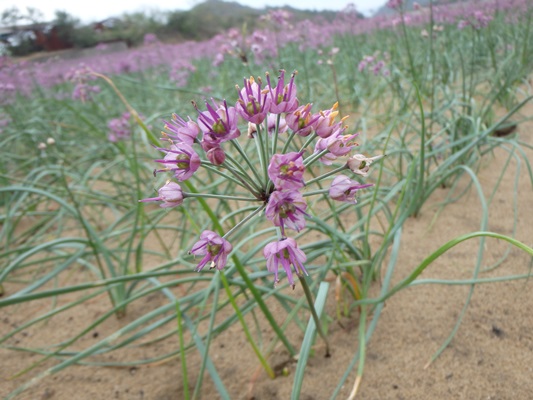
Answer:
[223, 204, 266, 240]
[184, 192, 261, 202]
[305, 165, 348, 186]
[298, 276, 330, 357]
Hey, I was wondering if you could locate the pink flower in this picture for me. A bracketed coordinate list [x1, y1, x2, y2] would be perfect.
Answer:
[155, 143, 201, 181]
[266, 113, 288, 135]
[206, 146, 226, 165]
[263, 237, 308, 288]
[329, 175, 373, 203]
[285, 103, 318, 137]
[268, 151, 305, 190]
[107, 112, 132, 142]
[265, 190, 308, 235]
[190, 230, 233, 271]
[313, 103, 342, 139]
[163, 113, 200, 145]
[236, 76, 271, 124]
[139, 181, 184, 208]
[265, 70, 299, 114]
[314, 129, 359, 165]
[196, 99, 241, 145]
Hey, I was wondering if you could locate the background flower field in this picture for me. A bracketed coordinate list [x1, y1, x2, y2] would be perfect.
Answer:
[1, 1, 533, 399]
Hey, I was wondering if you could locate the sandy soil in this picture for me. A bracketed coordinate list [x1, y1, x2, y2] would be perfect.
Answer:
[1, 103, 532, 400]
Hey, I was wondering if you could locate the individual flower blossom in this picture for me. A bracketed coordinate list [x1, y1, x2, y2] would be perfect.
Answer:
[38, 142, 47, 150]
[190, 230, 233, 271]
[263, 237, 308, 288]
[46, 137, 55, 145]
[329, 175, 373, 204]
[285, 103, 318, 137]
[268, 151, 305, 190]
[314, 129, 359, 165]
[196, 99, 241, 145]
[155, 143, 201, 181]
[266, 113, 288, 135]
[265, 70, 299, 114]
[139, 181, 184, 208]
[163, 113, 200, 145]
[313, 103, 345, 138]
[265, 190, 308, 235]
[346, 154, 384, 177]
[236, 76, 271, 124]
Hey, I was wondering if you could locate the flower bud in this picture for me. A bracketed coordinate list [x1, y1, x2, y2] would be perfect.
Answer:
[207, 146, 226, 166]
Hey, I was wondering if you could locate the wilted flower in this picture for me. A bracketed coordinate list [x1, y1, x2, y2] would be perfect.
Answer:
[329, 175, 373, 203]
[139, 181, 184, 208]
[155, 143, 201, 181]
[190, 230, 233, 271]
[346, 154, 384, 176]
[265, 190, 308, 235]
[263, 237, 308, 288]
[268, 151, 305, 190]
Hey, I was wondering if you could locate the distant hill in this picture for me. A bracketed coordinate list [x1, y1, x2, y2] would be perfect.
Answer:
[374, 0, 464, 16]
[165, 0, 359, 40]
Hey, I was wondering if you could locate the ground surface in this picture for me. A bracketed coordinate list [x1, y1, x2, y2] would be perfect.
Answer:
[1, 102, 532, 400]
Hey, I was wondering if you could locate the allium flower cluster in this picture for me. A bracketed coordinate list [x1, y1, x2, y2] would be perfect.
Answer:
[107, 112, 132, 142]
[141, 70, 382, 288]
[358, 52, 390, 77]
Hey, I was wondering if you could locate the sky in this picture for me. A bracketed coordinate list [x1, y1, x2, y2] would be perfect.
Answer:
[0, 0, 388, 24]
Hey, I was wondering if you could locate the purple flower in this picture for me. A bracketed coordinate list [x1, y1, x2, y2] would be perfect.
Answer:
[196, 99, 241, 146]
[314, 128, 360, 164]
[313, 103, 343, 138]
[329, 175, 373, 204]
[285, 103, 318, 137]
[266, 113, 288, 135]
[155, 143, 201, 181]
[268, 151, 305, 190]
[265, 190, 308, 235]
[265, 70, 299, 114]
[206, 146, 226, 165]
[72, 83, 100, 102]
[163, 113, 200, 145]
[190, 230, 233, 271]
[107, 112, 132, 142]
[139, 181, 184, 208]
[236, 76, 271, 124]
[263, 237, 308, 288]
